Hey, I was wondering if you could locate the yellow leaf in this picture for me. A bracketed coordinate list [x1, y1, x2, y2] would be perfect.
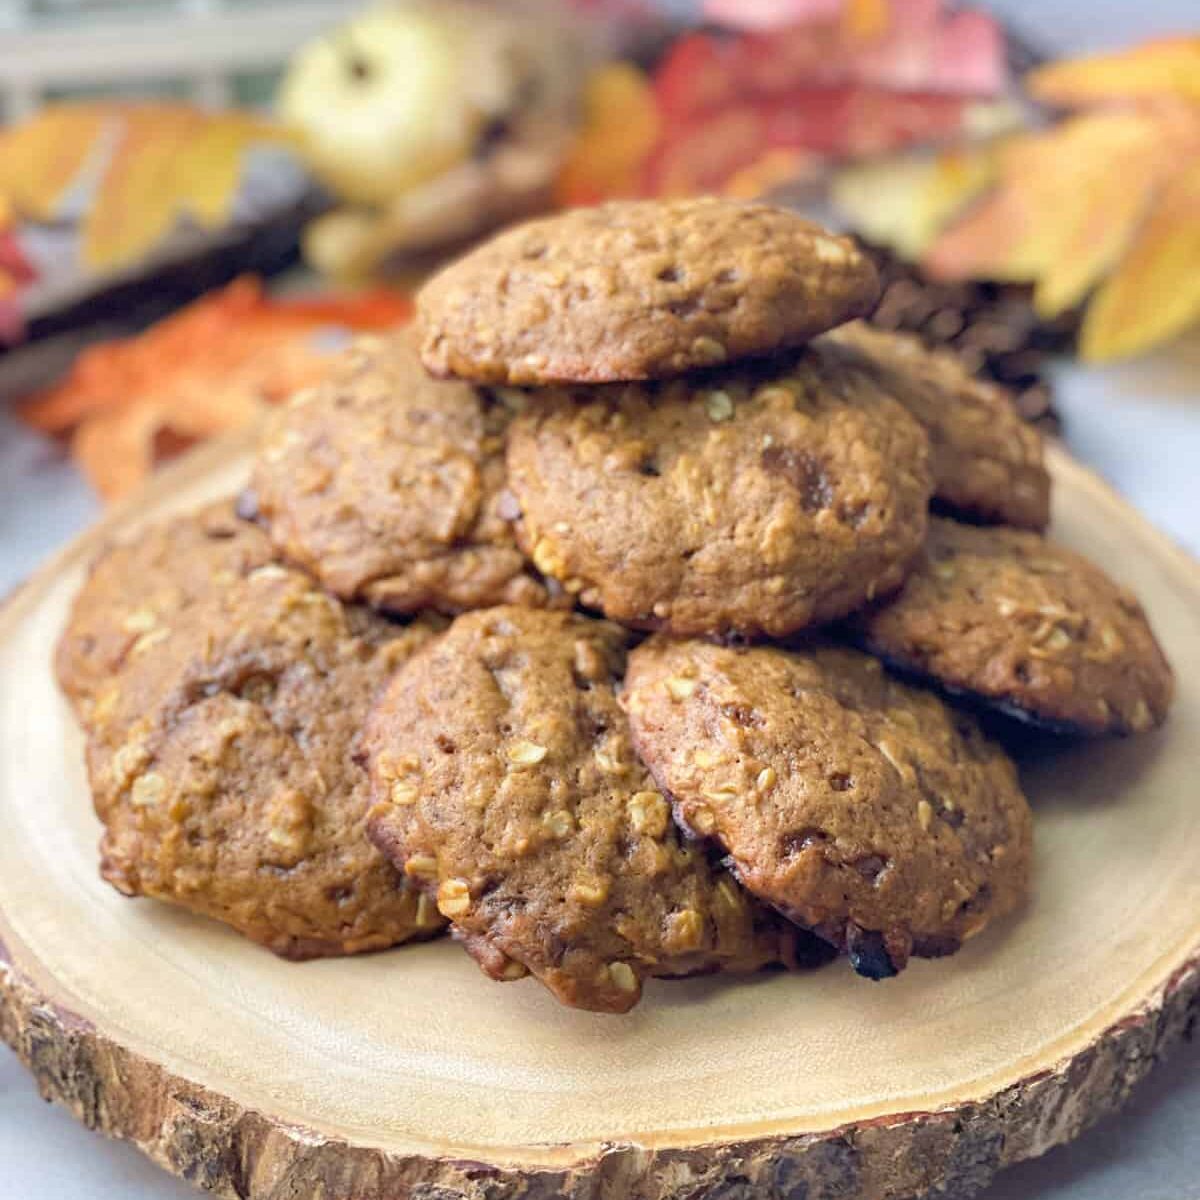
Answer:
[1033, 107, 1200, 316]
[0, 104, 109, 220]
[555, 63, 658, 206]
[83, 105, 206, 271]
[177, 113, 295, 230]
[176, 113, 256, 230]
[1030, 36, 1200, 108]
[1081, 157, 1200, 361]
[82, 106, 287, 272]
[831, 144, 998, 261]
[927, 109, 1200, 316]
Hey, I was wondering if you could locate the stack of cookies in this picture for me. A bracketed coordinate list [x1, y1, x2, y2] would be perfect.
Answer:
[59, 198, 1174, 1015]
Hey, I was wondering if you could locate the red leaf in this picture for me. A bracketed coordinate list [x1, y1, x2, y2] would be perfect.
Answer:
[653, 34, 742, 122]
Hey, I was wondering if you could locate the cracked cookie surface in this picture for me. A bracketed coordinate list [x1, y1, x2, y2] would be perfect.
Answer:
[56, 500, 274, 724]
[364, 606, 801, 1013]
[86, 563, 446, 959]
[250, 333, 555, 616]
[852, 518, 1174, 735]
[417, 198, 880, 385]
[624, 638, 1033, 978]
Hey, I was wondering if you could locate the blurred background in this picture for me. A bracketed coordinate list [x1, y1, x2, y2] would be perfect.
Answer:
[2, 0, 1198, 587]
[0, 4, 1198, 1199]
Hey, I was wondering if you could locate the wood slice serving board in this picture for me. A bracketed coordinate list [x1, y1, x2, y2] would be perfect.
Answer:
[1, 435, 1198, 1200]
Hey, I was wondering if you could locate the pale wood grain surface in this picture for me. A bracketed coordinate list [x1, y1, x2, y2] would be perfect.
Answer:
[1, 432, 1198, 1198]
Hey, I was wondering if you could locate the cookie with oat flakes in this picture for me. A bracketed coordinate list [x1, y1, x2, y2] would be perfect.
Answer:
[850, 518, 1173, 736]
[503, 340, 932, 638]
[416, 198, 880, 385]
[364, 606, 803, 1013]
[86, 563, 446, 959]
[825, 322, 1051, 531]
[56, 499, 274, 726]
[248, 332, 557, 616]
[624, 637, 1033, 979]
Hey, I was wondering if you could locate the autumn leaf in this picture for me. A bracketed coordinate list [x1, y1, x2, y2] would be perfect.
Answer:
[174, 110, 288, 230]
[83, 104, 292, 271]
[1081, 157, 1200, 361]
[0, 103, 293, 274]
[0, 104, 108, 220]
[831, 142, 997, 259]
[842, 0, 888, 41]
[927, 106, 1200, 318]
[555, 63, 659, 206]
[1029, 36, 1200, 108]
[82, 105, 205, 270]
[723, 148, 820, 198]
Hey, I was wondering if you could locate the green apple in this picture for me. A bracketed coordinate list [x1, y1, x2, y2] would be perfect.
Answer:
[280, 3, 490, 206]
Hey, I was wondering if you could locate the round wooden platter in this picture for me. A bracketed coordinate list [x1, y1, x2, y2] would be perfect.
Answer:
[2, 435, 1199, 1200]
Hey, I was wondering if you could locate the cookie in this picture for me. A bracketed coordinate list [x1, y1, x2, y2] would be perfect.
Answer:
[248, 333, 556, 616]
[624, 638, 1033, 978]
[417, 198, 880, 385]
[851, 517, 1174, 736]
[56, 500, 274, 724]
[86, 563, 446, 959]
[826, 322, 1050, 530]
[504, 342, 933, 637]
[364, 606, 798, 1013]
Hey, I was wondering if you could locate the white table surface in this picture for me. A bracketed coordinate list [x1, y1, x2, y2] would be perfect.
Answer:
[2, 3, 1198, 1196]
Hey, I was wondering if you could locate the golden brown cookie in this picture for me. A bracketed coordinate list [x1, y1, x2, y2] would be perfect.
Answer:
[55, 501, 275, 724]
[364, 606, 800, 1013]
[85, 563, 446, 959]
[825, 322, 1050, 530]
[504, 342, 933, 637]
[851, 518, 1174, 736]
[248, 333, 556, 616]
[417, 198, 880, 385]
[624, 638, 1033, 979]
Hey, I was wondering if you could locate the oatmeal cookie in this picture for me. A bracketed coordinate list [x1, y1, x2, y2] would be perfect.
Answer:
[56, 500, 274, 724]
[852, 518, 1174, 735]
[826, 322, 1050, 530]
[86, 563, 446, 958]
[249, 333, 554, 615]
[625, 638, 1033, 979]
[364, 606, 795, 1012]
[417, 198, 879, 384]
[504, 343, 932, 637]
